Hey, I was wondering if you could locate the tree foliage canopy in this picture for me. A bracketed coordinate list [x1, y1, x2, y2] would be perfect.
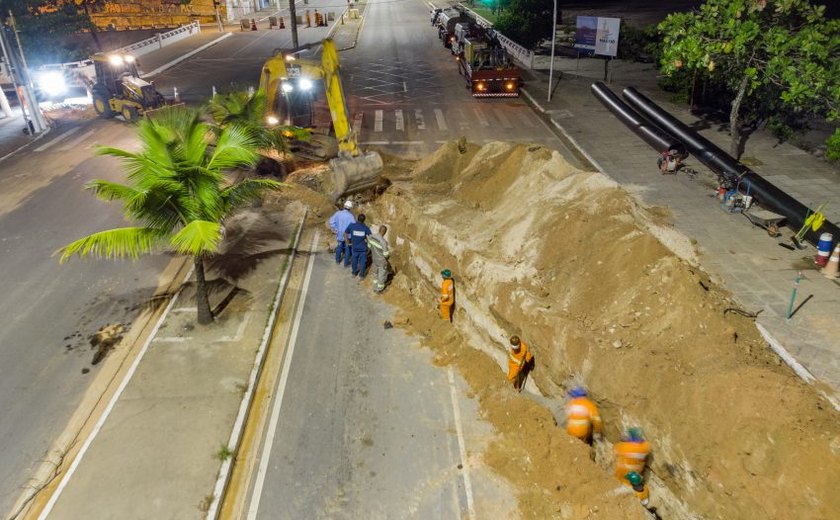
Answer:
[658, 0, 840, 156]
[493, 0, 554, 49]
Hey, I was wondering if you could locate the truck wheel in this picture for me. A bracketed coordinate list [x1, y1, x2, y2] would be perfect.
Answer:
[93, 94, 115, 119]
[121, 105, 139, 123]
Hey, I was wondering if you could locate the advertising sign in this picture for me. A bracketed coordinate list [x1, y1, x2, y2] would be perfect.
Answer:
[574, 16, 621, 57]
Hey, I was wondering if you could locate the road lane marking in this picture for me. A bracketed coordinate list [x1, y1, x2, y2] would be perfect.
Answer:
[403, 81, 408, 92]
[37, 267, 193, 520]
[34, 126, 80, 152]
[57, 129, 96, 152]
[434, 109, 447, 131]
[447, 366, 476, 520]
[494, 109, 512, 129]
[415, 109, 426, 131]
[473, 108, 489, 127]
[246, 231, 320, 520]
[395, 109, 404, 131]
[374, 110, 383, 132]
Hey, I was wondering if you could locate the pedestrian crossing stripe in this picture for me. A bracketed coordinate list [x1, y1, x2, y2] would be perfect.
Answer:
[357, 107, 539, 133]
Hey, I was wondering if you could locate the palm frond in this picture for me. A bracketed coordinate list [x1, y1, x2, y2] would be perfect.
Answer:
[208, 124, 259, 171]
[169, 220, 222, 256]
[86, 180, 140, 203]
[222, 178, 284, 209]
[56, 227, 166, 263]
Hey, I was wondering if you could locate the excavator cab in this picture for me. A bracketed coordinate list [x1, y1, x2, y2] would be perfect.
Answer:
[90, 53, 166, 122]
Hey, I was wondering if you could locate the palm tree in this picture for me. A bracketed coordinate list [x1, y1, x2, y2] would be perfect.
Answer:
[57, 106, 283, 325]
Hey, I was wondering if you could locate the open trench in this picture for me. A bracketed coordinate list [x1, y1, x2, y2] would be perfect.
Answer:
[347, 140, 840, 519]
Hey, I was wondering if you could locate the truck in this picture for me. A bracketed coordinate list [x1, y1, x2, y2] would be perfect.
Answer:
[436, 8, 469, 50]
[456, 29, 521, 97]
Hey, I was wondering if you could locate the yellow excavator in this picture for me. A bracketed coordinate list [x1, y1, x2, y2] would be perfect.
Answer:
[259, 38, 383, 201]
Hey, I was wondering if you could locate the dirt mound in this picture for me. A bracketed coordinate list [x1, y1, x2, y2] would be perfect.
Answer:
[370, 140, 840, 519]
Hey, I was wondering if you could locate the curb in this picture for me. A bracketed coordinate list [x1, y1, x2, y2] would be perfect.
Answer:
[142, 32, 233, 78]
[205, 208, 308, 519]
[0, 126, 51, 165]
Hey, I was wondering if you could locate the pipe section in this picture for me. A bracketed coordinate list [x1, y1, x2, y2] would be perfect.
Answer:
[621, 87, 838, 244]
[591, 82, 686, 157]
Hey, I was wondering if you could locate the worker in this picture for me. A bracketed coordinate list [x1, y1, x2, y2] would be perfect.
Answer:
[564, 386, 602, 444]
[439, 269, 455, 321]
[614, 427, 651, 485]
[625, 471, 650, 507]
[657, 148, 682, 174]
[366, 225, 390, 293]
[507, 336, 534, 392]
[344, 213, 372, 278]
[329, 200, 355, 267]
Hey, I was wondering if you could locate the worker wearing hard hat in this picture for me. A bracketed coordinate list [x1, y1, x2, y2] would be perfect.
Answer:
[614, 428, 651, 485]
[439, 269, 455, 321]
[344, 213, 372, 278]
[507, 335, 533, 392]
[366, 225, 390, 293]
[329, 200, 355, 267]
[565, 386, 603, 444]
[625, 471, 650, 507]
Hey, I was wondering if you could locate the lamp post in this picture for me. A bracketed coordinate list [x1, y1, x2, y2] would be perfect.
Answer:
[547, 0, 557, 102]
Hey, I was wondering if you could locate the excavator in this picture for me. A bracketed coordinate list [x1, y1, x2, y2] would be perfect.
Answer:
[259, 38, 383, 202]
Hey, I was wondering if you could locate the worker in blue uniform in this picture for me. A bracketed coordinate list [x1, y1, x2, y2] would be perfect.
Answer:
[344, 213, 372, 278]
[329, 200, 355, 267]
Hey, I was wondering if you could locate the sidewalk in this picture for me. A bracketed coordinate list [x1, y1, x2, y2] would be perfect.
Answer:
[519, 59, 840, 402]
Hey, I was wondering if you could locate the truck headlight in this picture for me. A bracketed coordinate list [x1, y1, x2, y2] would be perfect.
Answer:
[108, 54, 124, 66]
[36, 71, 67, 97]
[299, 78, 313, 91]
[281, 82, 294, 93]
[266, 115, 280, 126]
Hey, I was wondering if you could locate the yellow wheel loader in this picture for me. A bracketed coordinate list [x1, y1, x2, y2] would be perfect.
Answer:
[89, 53, 167, 122]
[259, 38, 383, 202]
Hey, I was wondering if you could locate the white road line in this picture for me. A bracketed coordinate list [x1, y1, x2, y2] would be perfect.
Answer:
[219, 312, 252, 342]
[34, 126, 80, 152]
[374, 110, 383, 132]
[246, 231, 320, 520]
[395, 109, 404, 131]
[352, 112, 363, 136]
[403, 81, 408, 92]
[415, 109, 426, 131]
[473, 108, 489, 127]
[434, 108, 447, 131]
[360, 140, 390, 145]
[38, 268, 192, 520]
[57, 129, 95, 152]
[447, 366, 476, 520]
[152, 337, 189, 343]
[494, 109, 512, 129]
[391, 140, 425, 145]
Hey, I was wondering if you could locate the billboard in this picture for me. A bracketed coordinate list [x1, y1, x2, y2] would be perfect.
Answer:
[574, 16, 621, 57]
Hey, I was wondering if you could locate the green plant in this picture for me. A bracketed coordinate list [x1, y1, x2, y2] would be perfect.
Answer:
[216, 444, 233, 461]
[827, 129, 840, 162]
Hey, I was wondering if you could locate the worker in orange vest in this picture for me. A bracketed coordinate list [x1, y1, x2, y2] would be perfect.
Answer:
[614, 428, 651, 485]
[625, 471, 650, 507]
[507, 335, 533, 391]
[439, 269, 454, 321]
[565, 386, 602, 444]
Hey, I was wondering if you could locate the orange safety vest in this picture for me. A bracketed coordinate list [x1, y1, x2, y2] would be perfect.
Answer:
[565, 396, 602, 439]
[440, 278, 454, 306]
[614, 440, 650, 481]
[507, 341, 533, 382]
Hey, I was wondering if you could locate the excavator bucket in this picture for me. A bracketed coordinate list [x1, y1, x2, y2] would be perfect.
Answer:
[326, 151, 384, 202]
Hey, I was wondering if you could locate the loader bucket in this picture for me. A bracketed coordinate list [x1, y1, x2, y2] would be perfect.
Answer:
[326, 151, 384, 202]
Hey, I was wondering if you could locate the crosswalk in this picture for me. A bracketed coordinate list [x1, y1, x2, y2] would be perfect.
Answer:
[356, 105, 538, 137]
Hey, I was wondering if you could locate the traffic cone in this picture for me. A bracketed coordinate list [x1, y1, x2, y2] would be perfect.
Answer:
[250, 18, 257, 31]
[822, 244, 840, 278]
[279, 16, 285, 28]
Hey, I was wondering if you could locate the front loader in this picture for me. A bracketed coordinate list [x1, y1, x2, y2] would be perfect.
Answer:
[89, 53, 167, 122]
[259, 38, 383, 201]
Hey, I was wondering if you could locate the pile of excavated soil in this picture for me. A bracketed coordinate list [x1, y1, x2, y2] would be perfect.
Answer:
[364, 141, 840, 519]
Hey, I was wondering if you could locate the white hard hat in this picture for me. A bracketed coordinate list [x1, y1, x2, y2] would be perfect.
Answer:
[343, 200, 353, 209]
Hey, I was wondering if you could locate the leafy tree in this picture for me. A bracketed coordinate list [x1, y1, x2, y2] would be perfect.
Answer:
[658, 0, 840, 158]
[493, 0, 554, 49]
[57, 107, 283, 325]
[0, 0, 105, 64]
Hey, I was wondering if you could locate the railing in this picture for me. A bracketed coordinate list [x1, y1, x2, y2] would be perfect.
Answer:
[456, 4, 535, 69]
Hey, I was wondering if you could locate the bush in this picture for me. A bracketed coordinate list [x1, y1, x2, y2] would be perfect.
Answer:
[827, 129, 840, 162]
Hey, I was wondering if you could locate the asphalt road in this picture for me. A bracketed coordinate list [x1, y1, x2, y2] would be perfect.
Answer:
[0, 120, 170, 516]
[244, 234, 512, 519]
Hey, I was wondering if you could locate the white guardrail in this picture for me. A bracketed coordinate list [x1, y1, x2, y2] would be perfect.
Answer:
[37, 21, 201, 77]
[456, 4, 535, 69]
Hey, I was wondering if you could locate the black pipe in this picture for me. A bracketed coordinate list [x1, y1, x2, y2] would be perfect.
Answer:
[590, 82, 686, 157]
[621, 87, 839, 245]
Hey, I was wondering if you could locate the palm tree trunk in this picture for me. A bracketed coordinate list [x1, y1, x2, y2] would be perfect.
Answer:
[194, 256, 214, 324]
[729, 74, 749, 159]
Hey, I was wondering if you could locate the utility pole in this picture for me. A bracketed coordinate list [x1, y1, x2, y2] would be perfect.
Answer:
[289, 0, 299, 48]
[213, 0, 225, 32]
[7, 11, 46, 133]
[0, 23, 33, 131]
[547, 0, 557, 102]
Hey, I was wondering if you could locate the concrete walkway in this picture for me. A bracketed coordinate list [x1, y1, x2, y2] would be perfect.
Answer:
[519, 58, 840, 403]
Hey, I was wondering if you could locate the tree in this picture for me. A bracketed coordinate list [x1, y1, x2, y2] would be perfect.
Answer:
[493, 0, 554, 49]
[658, 0, 840, 158]
[57, 107, 283, 325]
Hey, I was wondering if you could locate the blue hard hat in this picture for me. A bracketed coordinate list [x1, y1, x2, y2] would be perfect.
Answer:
[627, 427, 644, 442]
[568, 386, 587, 398]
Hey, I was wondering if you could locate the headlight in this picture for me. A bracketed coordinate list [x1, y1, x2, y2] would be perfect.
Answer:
[281, 82, 293, 93]
[505, 82, 515, 90]
[475, 83, 485, 91]
[266, 115, 279, 126]
[36, 71, 66, 97]
[108, 55, 124, 66]
[124, 55, 136, 63]
[299, 78, 313, 91]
